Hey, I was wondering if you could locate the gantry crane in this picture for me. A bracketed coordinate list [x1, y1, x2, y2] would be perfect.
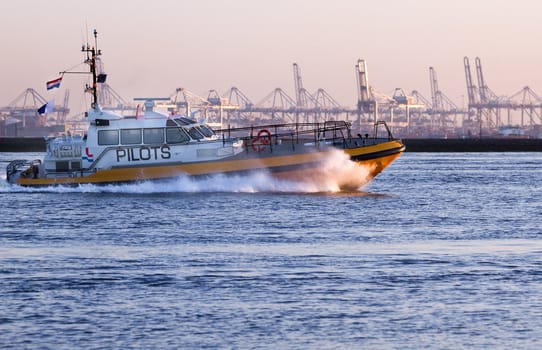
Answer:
[355, 59, 376, 125]
[429, 67, 460, 129]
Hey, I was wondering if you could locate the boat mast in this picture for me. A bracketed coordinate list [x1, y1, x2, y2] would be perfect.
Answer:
[82, 29, 101, 110]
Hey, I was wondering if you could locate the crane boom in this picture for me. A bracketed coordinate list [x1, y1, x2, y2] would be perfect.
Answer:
[293, 63, 305, 107]
[475, 57, 487, 103]
[356, 59, 371, 106]
[429, 67, 441, 110]
[464, 57, 478, 106]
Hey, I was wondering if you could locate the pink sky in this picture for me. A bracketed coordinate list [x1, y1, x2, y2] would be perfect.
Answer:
[2, 0, 542, 113]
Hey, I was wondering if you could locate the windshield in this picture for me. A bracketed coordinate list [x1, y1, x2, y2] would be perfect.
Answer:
[188, 127, 204, 140]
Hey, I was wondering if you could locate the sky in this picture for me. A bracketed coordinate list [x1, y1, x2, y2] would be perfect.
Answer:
[2, 0, 542, 114]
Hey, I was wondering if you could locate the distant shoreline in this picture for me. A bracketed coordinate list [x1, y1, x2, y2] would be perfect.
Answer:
[0, 137, 47, 152]
[1, 137, 541, 153]
[402, 138, 542, 152]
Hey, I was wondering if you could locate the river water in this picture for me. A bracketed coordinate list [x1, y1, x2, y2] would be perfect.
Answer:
[0, 152, 541, 349]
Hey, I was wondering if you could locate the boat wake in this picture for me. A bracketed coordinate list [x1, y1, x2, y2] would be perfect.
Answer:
[1, 150, 374, 194]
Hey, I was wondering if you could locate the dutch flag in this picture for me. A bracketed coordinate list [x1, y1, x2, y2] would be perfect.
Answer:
[46, 76, 62, 90]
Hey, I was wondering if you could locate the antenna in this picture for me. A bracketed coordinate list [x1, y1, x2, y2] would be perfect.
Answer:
[93, 29, 98, 52]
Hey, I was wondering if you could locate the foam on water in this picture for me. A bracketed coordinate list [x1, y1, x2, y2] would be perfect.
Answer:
[0, 149, 374, 194]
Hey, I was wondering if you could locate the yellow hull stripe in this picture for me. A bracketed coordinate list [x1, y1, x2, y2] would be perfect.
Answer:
[343, 140, 404, 157]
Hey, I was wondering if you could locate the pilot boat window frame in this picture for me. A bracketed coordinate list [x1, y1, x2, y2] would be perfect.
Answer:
[121, 129, 142, 145]
[98, 129, 119, 145]
[198, 125, 215, 137]
[175, 117, 197, 125]
[166, 127, 190, 144]
[187, 127, 204, 140]
[143, 128, 165, 144]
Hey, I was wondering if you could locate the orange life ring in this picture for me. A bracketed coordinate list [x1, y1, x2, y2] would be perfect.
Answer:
[251, 129, 271, 152]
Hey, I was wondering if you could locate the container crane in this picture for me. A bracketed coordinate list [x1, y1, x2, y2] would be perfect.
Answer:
[293, 62, 306, 107]
[292, 63, 319, 123]
[463, 57, 479, 109]
[475, 57, 499, 105]
[355, 59, 376, 124]
[429, 67, 460, 129]
[429, 67, 442, 111]
[474, 57, 501, 128]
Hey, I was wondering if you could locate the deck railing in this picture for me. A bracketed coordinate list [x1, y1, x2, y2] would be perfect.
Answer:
[216, 121, 395, 148]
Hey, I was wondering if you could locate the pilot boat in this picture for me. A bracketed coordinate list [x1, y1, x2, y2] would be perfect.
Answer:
[6, 32, 405, 189]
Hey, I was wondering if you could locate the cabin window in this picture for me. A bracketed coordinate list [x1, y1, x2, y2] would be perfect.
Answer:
[55, 161, 69, 172]
[166, 127, 190, 144]
[121, 129, 142, 145]
[176, 117, 196, 125]
[188, 127, 204, 140]
[143, 128, 164, 144]
[198, 125, 214, 137]
[98, 130, 119, 145]
[71, 161, 81, 170]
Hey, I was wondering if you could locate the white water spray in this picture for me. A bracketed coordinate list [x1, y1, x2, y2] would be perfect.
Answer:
[293, 148, 375, 192]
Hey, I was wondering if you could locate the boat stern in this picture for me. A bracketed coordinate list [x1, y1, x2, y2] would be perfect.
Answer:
[6, 159, 43, 185]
